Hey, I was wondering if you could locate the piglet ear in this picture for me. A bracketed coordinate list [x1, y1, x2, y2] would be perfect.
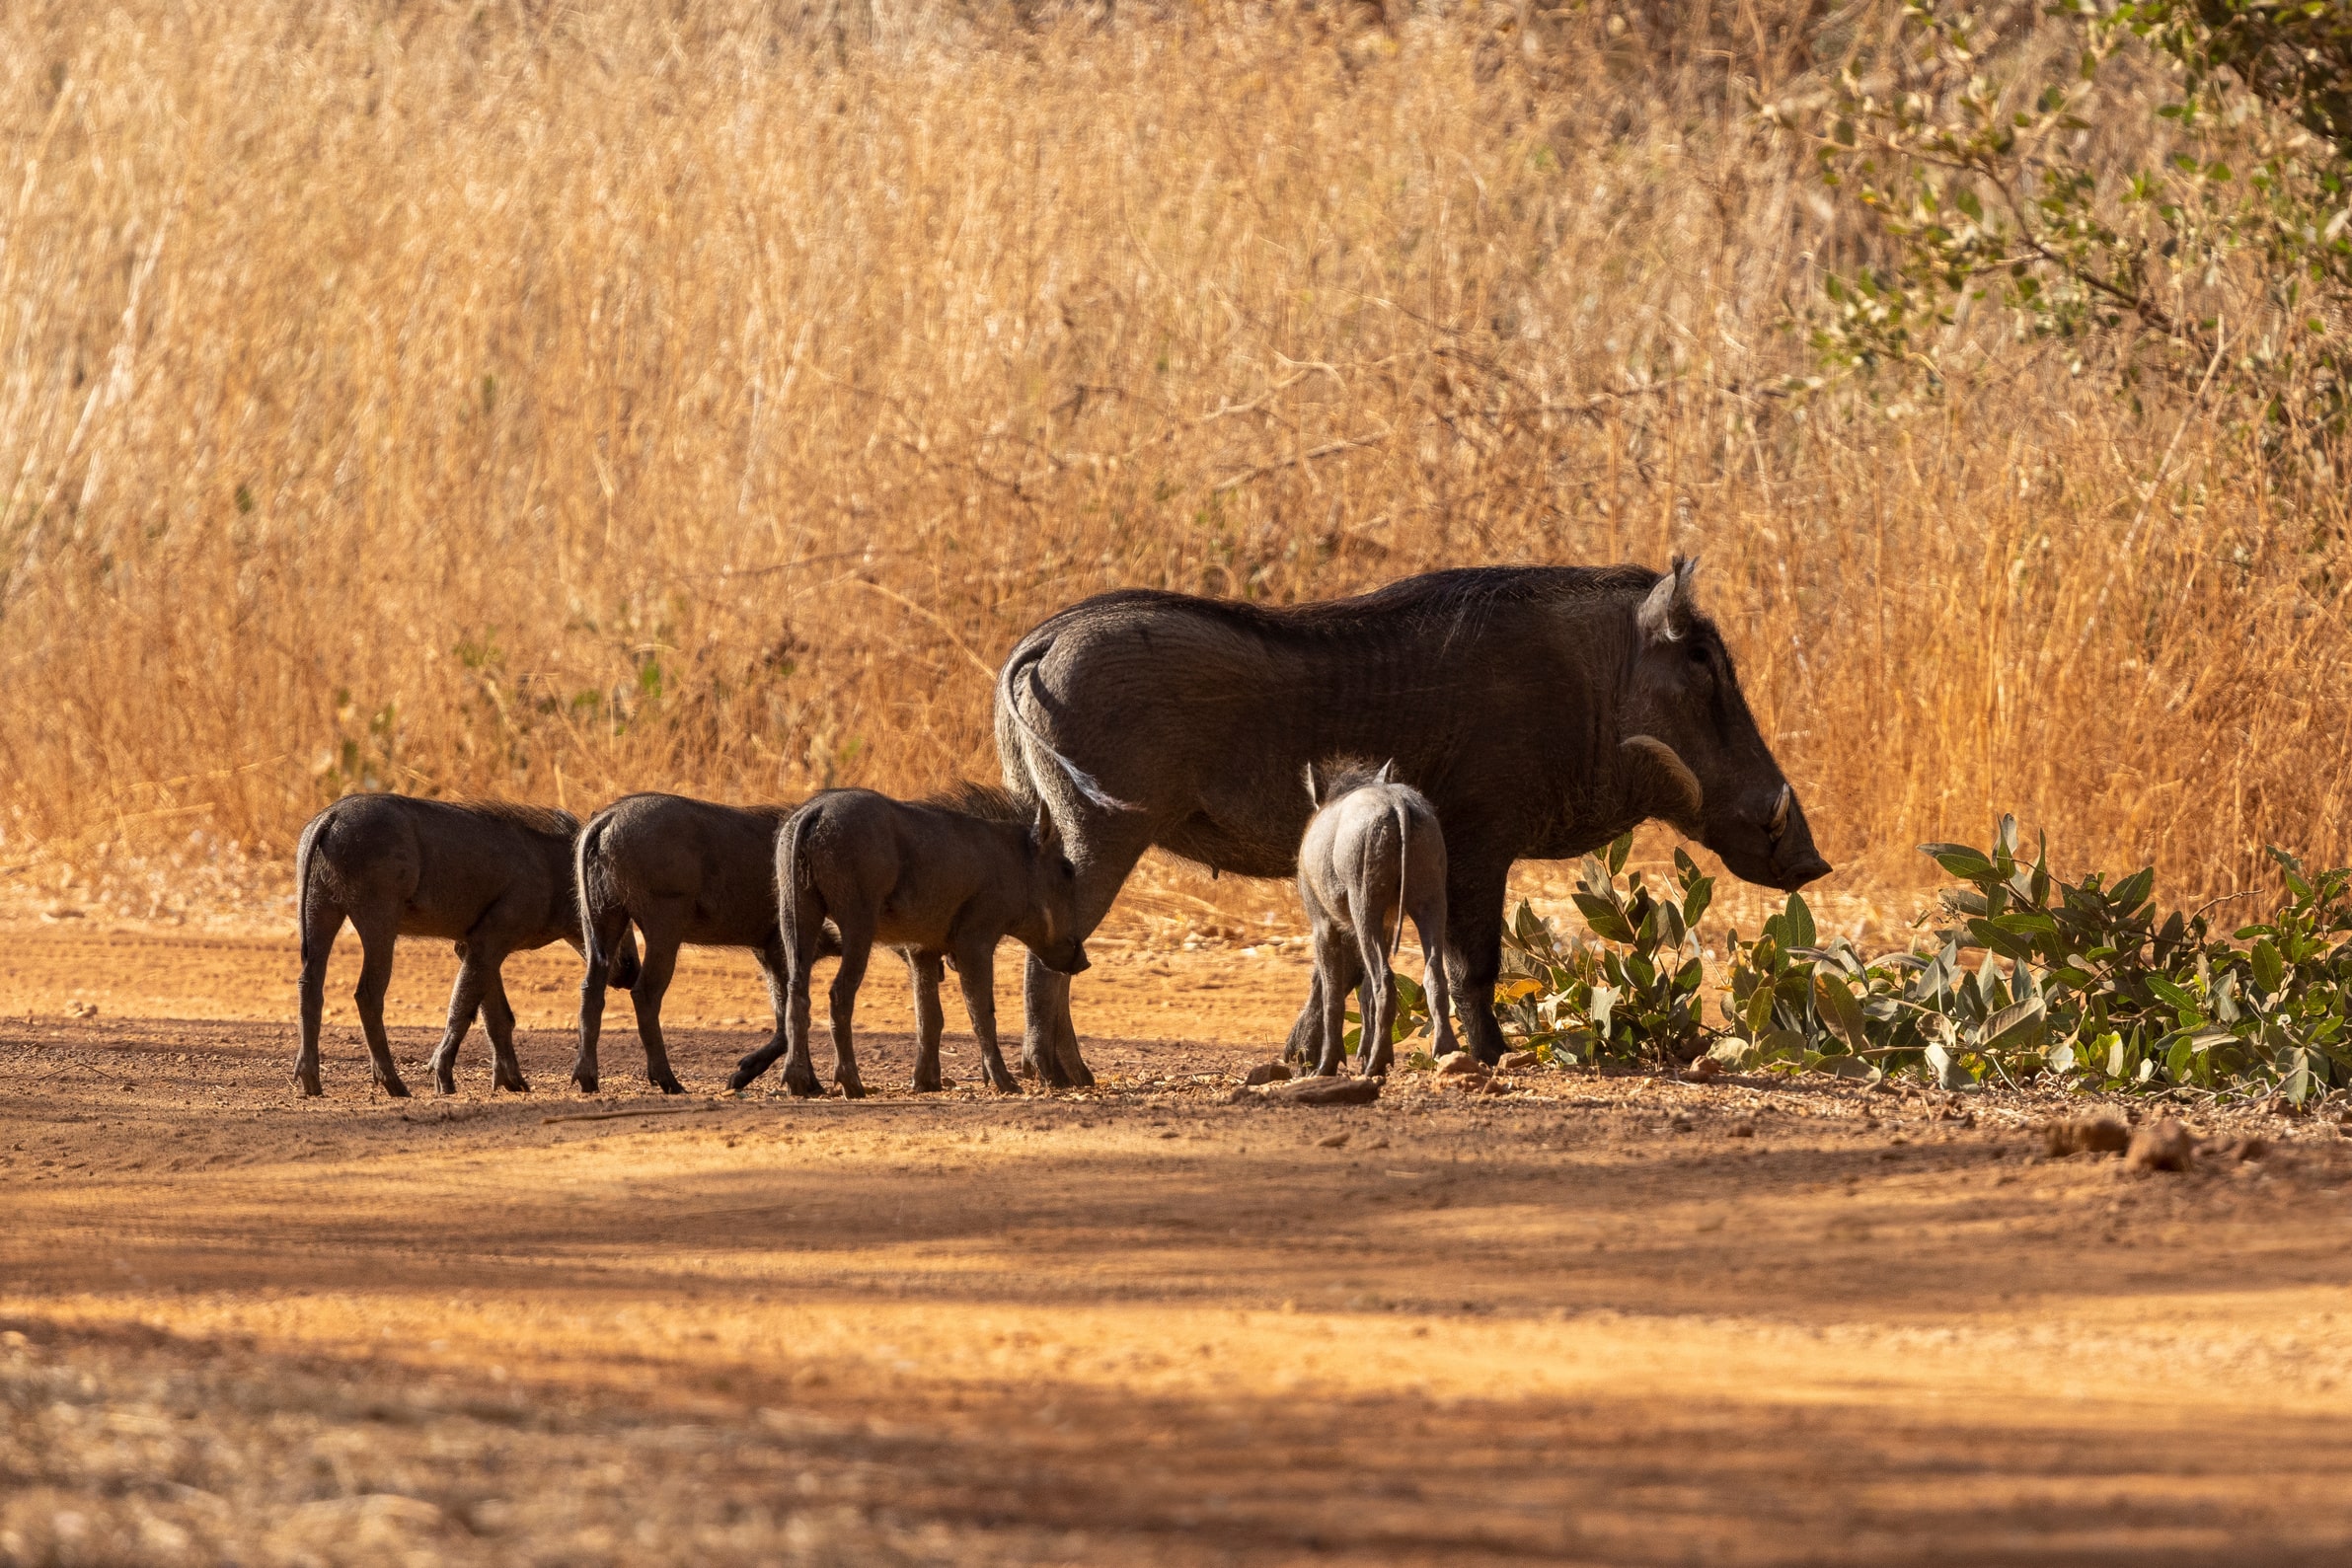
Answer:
[1376, 759, 1396, 784]
[1303, 761, 1323, 806]
[1031, 802, 1061, 857]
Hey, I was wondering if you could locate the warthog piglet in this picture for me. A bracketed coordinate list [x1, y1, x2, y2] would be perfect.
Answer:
[728, 784, 1090, 1098]
[1296, 760, 1459, 1078]
[571, 791, 844, 1095]
[294, 794, 612, 1097]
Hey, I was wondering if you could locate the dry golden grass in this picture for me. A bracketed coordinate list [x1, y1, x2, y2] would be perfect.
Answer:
[0, 0, 2344, 916]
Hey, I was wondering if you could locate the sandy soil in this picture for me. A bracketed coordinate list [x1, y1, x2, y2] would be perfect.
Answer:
[7, 920, 2352, 1566]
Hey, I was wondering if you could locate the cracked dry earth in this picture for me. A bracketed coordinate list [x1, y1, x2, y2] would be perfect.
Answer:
[5, 922, 2352, 1566]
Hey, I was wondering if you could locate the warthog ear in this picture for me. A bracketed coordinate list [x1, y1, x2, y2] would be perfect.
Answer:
[1622, 735, 1705, 827]
[1031, 802, 1063, 857]
[1636, 555, 1702, 645]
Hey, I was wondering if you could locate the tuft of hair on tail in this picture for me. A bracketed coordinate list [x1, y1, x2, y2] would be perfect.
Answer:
[999, 639, 1141, 814]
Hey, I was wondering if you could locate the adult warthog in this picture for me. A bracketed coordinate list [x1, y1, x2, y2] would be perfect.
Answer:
[993, 559, 1831, 1085]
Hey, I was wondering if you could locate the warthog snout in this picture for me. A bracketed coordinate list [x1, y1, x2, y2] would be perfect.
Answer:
[1761, 784, 1832, 891]
[1051, 942, 1092, 977]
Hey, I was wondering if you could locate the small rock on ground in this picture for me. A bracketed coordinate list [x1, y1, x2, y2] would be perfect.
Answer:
[1435, 1052, 1489, 1079]
[1230, 1075, 1381, 1107]
[1243, 1061, 1293, 1086]
[1498, 1050, 1544, 1073]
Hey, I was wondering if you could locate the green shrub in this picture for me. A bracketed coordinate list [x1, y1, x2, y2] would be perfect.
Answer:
[1490, 817, 2352, 1102]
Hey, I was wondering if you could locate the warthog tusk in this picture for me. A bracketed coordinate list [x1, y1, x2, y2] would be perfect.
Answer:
[1622, 735, 1704, 825]
[1769, 784, 1791, 839]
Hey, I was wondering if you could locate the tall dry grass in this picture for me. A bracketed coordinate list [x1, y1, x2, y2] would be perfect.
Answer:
[0, 0, 2344, 920]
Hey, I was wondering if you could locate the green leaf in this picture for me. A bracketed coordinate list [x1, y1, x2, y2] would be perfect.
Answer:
[1683, 874, 1714, 931]
[1782, 893, 1817, 952]
[2251, 937, 2286, 995]
[1920, 842, 1996, 880]
[1606, 833, 1632, 876]
[1813, 971, 1872, 1054]
[1967, 918, 2037, 961]
[1982, 997, 2047, 1055]
[1573, 893, 1636, 945]
[2111, 866, 2156, 913]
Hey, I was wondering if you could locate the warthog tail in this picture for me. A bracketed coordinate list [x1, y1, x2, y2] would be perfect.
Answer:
[1391, 795, 1410, 964]
[295, 810, 327, 968]
[777, 803, 819, 961]
[999, 640, 1140, 814]
[575, 817, 639, 990]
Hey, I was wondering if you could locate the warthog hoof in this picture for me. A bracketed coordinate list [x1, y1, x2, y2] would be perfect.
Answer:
[380, 1074, 412, 1099]
[651, 1072, 685, 1096]
[496, 1071, 530, 1094]
[571, 1069, 600, 1094]
[782, 1067, 823, 1098]
[836, 1075, 869, 1100]
[984, 1062, 1023, 1094]
[911, 1071, 942, 1093]
[295, 1071, 324, 1098]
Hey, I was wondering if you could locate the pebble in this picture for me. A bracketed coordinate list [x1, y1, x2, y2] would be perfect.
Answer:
[1243, 1061, 1293, 1086]
[1435, 1052, 1489, 1079]
[1317, 1132, 1350, 1149]
[1498, 1050, 1543, 1073]
[1726, 1120, 1757, 1138]
[1680, 1056, 1722, 1082]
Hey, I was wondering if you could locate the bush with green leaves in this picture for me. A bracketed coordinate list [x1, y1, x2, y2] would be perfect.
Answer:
[1811, 0, 2351, 437]
[1476, 816, 2352, 1102]
[1491, 838, 1716, 1067]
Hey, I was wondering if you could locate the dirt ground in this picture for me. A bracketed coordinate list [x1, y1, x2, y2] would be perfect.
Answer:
[7, 920, 2352, 1567]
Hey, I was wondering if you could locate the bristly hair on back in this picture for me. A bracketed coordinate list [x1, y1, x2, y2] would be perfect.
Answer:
[925, 781, 1030, 823]
[462, 799, 581, 837]
[1307, 756, 1392, 805]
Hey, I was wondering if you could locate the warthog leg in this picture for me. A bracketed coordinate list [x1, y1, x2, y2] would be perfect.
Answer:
[1021, 963, 1093, 1089]
[480, 964, 528, 1094]
[294, 900, 343, 1097]
[1440, 856, 1511, 1066]
[825, 927, 872, 1100]
[955, 939, 1022, 1094]
[908, 951, 948, 1092]
[626, 916, 689, 1095]
[746, 933, 793, 1083]
[1018, 814, 1155, 1088]
[1356, 914, 1401, 1080]
[1309, 927, 1365, 1079]
[571, 904, 636, 1093]
[349, 913, 410, 1099]
[426, 953, 490, 1095]
[730, 934, 814, 1094]
[1413, 893, 1459, 1067]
